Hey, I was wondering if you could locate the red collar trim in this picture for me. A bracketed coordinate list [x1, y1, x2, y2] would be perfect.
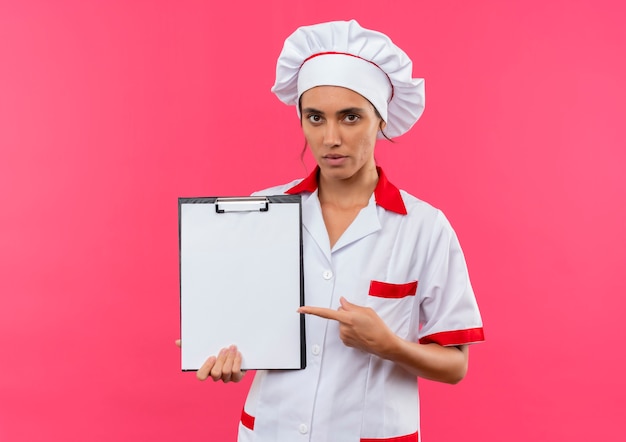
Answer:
[286, 166, 407, 215]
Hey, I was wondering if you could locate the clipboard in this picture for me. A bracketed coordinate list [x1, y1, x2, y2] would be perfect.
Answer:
[179, 195, 305, 371]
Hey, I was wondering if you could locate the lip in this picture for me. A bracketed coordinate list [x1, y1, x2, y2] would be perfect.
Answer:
[322, 154, 348, 166]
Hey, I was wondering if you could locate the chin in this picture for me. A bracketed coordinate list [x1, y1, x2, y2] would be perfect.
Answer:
[323, 168, 357, 181]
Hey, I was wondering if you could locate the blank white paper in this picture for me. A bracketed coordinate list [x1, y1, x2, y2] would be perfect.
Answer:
[180, 197, 304, 370]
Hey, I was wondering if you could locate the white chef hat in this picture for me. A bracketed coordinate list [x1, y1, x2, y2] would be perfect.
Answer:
[271, 20, 425, 139]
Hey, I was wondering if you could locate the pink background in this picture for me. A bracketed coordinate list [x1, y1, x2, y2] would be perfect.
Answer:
[1, 0, 625, 440]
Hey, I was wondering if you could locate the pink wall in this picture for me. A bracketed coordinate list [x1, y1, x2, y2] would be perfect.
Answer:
[1, 0, 625, 440]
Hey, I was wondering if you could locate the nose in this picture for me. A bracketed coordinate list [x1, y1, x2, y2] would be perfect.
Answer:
[322, 121, 341, 147]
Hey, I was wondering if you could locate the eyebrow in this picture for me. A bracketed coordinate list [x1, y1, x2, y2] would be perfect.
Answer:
[301, 107, 368, 116]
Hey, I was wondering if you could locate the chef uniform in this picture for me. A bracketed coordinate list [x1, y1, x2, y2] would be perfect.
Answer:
[237, 20, 484, 442]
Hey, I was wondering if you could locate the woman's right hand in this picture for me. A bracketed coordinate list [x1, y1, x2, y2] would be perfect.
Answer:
[175, 340, 245, 383]
[197, 345, 245, 383]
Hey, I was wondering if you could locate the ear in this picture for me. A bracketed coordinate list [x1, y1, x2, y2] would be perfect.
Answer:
[379, 120, 387, 131]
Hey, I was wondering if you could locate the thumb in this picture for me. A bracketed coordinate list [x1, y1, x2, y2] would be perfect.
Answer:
[339, 296, 355, 310]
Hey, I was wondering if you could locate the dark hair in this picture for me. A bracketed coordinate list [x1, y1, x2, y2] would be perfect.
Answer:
[373, 108, 393, 142]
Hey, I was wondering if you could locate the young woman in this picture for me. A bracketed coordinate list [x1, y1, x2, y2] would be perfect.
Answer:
[184, 20, 484, 442]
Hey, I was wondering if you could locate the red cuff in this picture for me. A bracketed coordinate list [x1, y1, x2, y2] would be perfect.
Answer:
[419, 327, 485, 346]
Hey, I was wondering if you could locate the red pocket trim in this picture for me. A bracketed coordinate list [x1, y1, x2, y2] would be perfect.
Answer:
[361, 431, 418, 442]
[369, 280, 418, 299]
[241, 409, 255, 430]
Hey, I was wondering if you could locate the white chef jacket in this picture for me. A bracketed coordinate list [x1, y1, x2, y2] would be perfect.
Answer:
[238, 167, 484, 442]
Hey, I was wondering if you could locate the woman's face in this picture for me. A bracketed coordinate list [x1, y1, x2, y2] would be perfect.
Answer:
[300, 86, 385, 183]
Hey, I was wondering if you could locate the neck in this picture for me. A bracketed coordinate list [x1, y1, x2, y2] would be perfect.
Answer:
[318, 165, 379, 209]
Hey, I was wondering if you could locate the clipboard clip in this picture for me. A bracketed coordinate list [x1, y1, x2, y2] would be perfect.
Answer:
[215, 197, 269, 213]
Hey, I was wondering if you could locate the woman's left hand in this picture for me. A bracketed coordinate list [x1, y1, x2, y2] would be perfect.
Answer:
[298, 297, 396, 358]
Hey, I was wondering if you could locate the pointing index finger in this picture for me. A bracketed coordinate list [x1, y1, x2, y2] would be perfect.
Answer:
[298, 305, 346, 322]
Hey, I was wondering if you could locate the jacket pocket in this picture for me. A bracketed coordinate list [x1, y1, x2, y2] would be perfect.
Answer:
[366, 280, 417, 337]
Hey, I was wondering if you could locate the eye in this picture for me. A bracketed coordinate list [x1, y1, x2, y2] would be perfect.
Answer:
[306, 114, 323, 124]
[343, 114, 360, 123]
